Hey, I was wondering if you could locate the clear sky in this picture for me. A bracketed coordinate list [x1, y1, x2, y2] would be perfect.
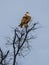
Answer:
[0, 0, 49, 65]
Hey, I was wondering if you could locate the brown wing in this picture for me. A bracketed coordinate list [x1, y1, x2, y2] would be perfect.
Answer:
[25, 16, 31, 24]
[20, 16, 27, 27]
[19, 16, 31, 28]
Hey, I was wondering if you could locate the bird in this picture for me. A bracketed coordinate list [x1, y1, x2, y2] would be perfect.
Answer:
[19, 12, 31, 28]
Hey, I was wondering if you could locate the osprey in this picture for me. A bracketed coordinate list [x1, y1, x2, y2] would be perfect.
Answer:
[19, 12, 31, 28]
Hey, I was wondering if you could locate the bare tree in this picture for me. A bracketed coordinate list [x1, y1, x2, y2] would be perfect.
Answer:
[9, 22, 38, 65]
[0, 21, 39, 65]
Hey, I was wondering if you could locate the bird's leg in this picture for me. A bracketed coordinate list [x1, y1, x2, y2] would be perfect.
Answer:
[24, 24, 28, 28]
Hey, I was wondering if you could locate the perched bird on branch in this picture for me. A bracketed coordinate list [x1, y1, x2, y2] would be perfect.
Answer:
[19, 12, 31, 28]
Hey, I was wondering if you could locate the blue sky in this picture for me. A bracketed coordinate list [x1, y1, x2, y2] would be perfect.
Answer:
[0, 0, 49, 65]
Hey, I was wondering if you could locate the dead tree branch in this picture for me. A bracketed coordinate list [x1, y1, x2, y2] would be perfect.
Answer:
[11, 22, 39, 65]
[0, 48, 9, 65]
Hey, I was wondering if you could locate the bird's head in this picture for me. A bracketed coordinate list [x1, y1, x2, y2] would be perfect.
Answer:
[25, 12, 30, 16]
